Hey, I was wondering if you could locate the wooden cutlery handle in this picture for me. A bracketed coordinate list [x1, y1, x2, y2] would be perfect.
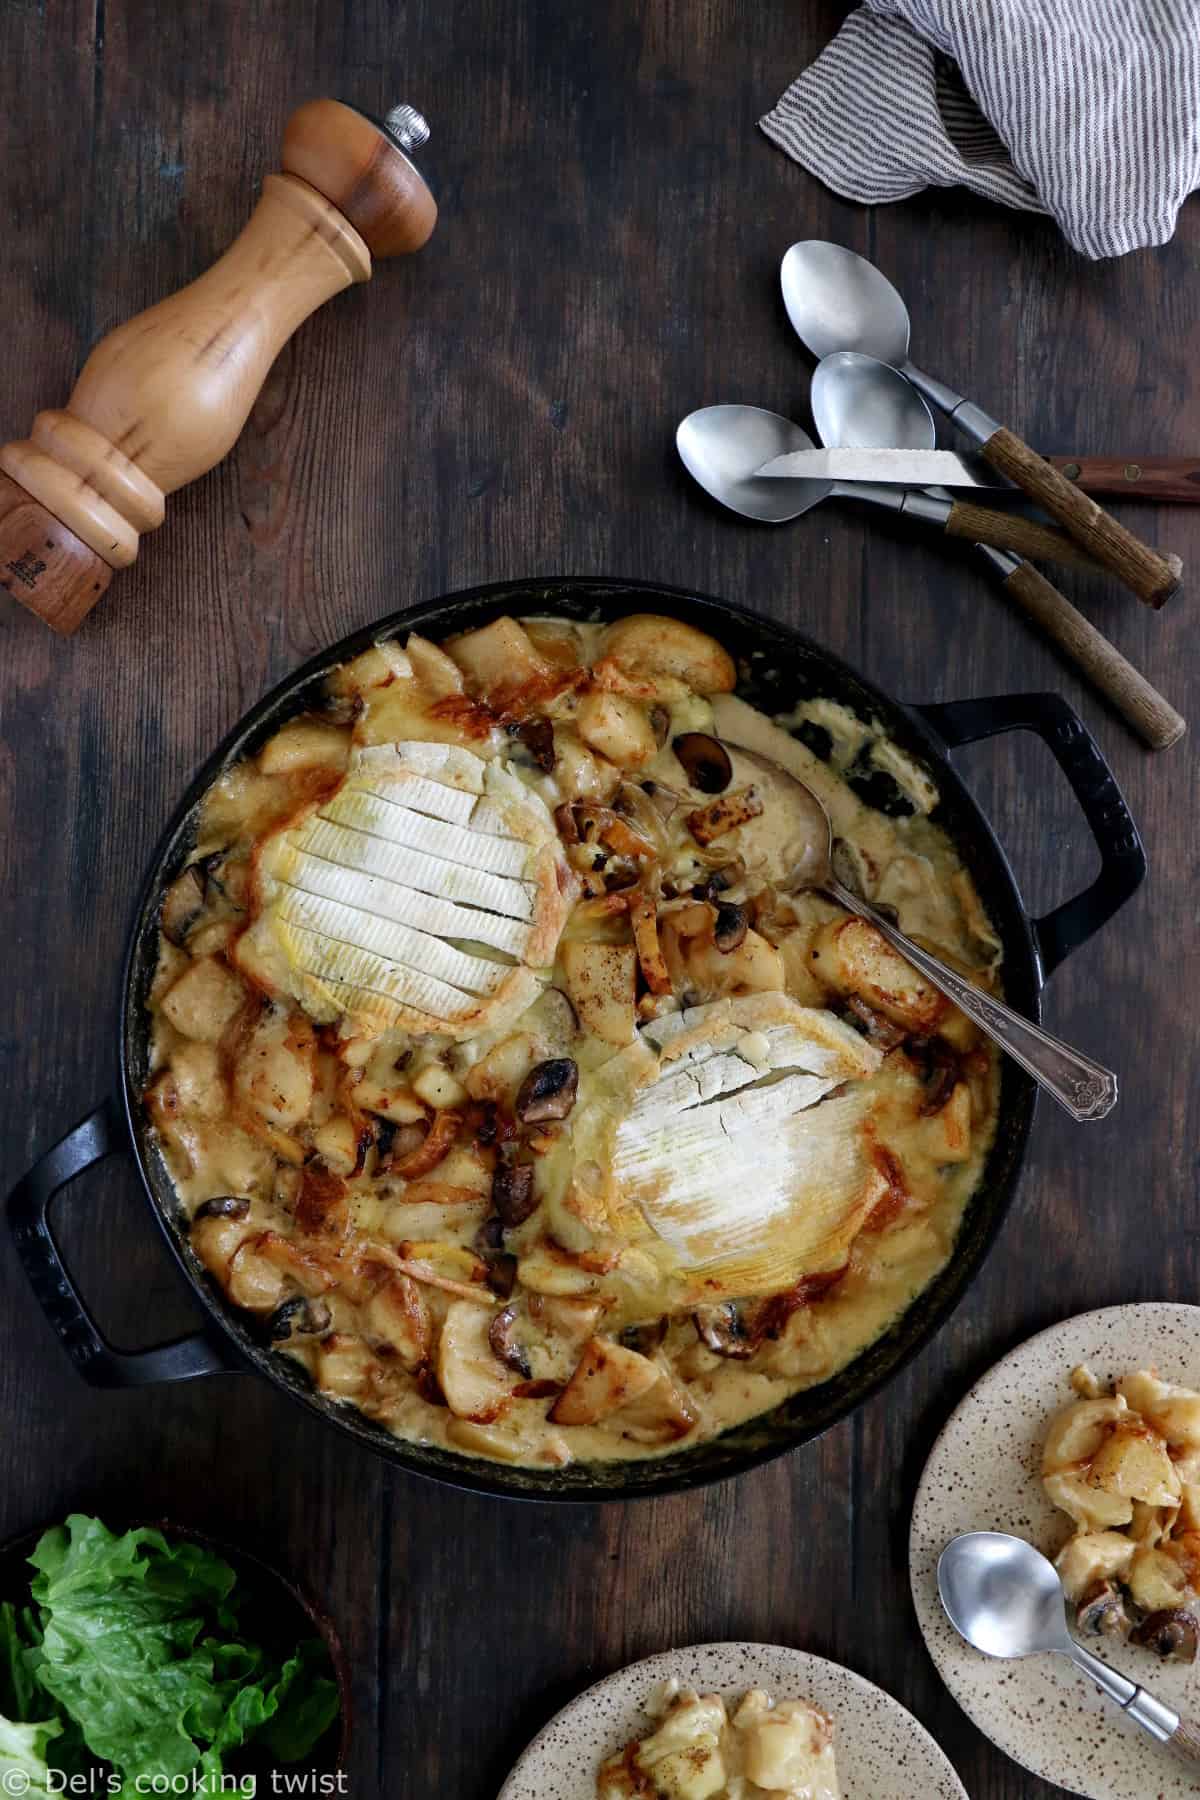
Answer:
[1001, 560, 1185, 751]
[0, 99, 436, 635]
[944, 501, 1096, 571]
[982, 427, 1181, 609]
[1049, 456, 1200, 503]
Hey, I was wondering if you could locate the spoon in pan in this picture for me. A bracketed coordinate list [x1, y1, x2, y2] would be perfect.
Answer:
[938, 1532, 1200, 1762]
[726, 741, 1117, 1121]
[810, 354, 1186, 753]
[780, 241, 1181, 608]
[676, 404, 1096, 566]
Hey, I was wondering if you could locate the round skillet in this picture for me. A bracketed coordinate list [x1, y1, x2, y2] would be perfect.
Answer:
[6, 577, 1147, 1500]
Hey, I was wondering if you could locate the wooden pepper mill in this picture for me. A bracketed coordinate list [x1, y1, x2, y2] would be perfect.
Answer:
[0, 99, 437, 634]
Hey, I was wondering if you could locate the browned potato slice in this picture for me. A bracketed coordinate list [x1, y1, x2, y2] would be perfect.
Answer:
[686, 786, 764, 847]
[446, 617, 554, 699]
[560, 941, 637, 1046]
[810, 917, 948, 1034]
[257, 718, 350, 776]
[598, 615, 736, 695]
[920, 1080, 973, 1164]
[159, 956, 247, 1042]
[575, 691, 657, 768]
[234, 1008, 316, 1129]
[438, 1299, 513, 1422]
[406, 633, 466, 699]
[1089, 1427, 1181, 1507]
[549, 1337, 661, 1426]
[615, 1369, 698, 1445]
[365, 1276, 430, 1371]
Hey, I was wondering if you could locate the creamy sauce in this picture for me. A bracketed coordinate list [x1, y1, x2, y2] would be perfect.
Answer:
[145, 613, 1000, 1469]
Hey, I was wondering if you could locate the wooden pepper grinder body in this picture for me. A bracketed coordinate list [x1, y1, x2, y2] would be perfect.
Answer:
[0, 99, 436, 633]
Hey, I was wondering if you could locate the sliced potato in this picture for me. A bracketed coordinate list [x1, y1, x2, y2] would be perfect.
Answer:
[257, 718, 350, 776]
[1089, 1427, 1180, 1507]
[1043, 1396, 1127, 1472]
[364, 1276, 430, 1371]
[160, 956, 247, 1042]
[810, 916, 949, 1034]
[1044, 1469, 1134, 1531]
[560, 941, 637, 1046]
[446, 617, 553, 699]
[1055, 1529, 1137, 1601]
[575, 690, 657, 768]
[437, 1299, 513, 1422]
[549, 1336, 661, 1426]
[598, 614, 736, 696]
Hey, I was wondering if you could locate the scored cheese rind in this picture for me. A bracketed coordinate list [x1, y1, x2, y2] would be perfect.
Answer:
[275, 889, 508, 996]
[320, 788, 532, 878]
[553, 992, 885, 1303]
[248, 740, 575, 1040]
[270, 847, 531, 956]
[292, 820, 536, 922]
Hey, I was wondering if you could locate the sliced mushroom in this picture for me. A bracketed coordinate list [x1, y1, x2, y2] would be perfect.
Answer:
[492, 1161, 538, 1228]
[712, 902, 748, 954]
[194, 1195, 251, 1222]
[690, 862, 744, 905]
[484, 1252, 519, 1300]
[1130, 1608, 1199, 1662]
[693, 1302, 756, 1360]
[488, 1305, 533, 1379]
[648, 705, 671, 748]
[267, 1295, 333, 1341]
[673, 733, 732, 794]
[620, 1318, 669, 1355]
[1075, 1581, 1131, 1640]
[161, 865, 207, 945]
[507, 715, 556, 772]
[515, 1058, 579, 1124]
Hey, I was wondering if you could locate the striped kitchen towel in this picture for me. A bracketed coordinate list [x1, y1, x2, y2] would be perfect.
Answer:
[761, 0, 1200, 258]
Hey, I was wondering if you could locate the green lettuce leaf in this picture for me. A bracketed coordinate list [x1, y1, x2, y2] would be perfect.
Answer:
[25, 1516, 340, 1790]
[0, 1602, 43, 1722]
[0, 1712, 62, 1798]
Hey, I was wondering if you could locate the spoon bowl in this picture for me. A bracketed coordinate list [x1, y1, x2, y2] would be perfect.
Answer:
[938, 1531, 1071, 1660]
[781, 242, 912, 366]
[812, 351, 936, 453]
[675, 404, 831, 523]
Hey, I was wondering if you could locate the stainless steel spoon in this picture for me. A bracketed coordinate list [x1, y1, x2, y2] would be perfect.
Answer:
[938, 1532, 1200, 1762]
[780, 241, 1181, 608]
[675, 404, 1083, 560]
[727, 743, 1118, 1121]
[811, 353, 1186, 753]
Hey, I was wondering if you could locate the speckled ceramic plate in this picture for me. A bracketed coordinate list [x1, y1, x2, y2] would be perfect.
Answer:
[497, 1640, 968, 1798]
[911, 1302, 1200, 1799]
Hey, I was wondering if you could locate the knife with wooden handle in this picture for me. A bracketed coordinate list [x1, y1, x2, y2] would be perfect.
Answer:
[1047, 457, 1200, 502]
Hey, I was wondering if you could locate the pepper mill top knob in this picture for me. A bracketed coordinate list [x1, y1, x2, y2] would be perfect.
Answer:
[383, 104, 431, 152]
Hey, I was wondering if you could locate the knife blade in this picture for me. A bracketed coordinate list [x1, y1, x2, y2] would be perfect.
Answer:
[754, 447, 1007, 490]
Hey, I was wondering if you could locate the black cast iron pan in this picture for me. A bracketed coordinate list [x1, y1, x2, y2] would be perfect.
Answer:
[6, 578, 1147, 1499]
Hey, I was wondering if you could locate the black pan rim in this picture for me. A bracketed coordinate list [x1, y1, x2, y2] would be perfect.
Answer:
[118, 574, 1041, 1503]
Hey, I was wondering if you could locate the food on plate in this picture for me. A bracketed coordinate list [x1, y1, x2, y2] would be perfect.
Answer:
[146, 612, 1002, 1466]
[596, 1679, 839, 1799]
[0, 1515, 339, 1793]
[1043, 1364, 1200, 1659]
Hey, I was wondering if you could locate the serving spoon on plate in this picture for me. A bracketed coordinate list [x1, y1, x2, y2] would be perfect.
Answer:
[725, 740, 1118, 1122]
[938, 1532, 1200, 1762]
[779, 241, 1182, 609]
[810, 353, 1186, 753]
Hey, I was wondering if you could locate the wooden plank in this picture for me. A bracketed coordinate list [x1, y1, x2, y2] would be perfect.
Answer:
[0, 4, 1196, 1798]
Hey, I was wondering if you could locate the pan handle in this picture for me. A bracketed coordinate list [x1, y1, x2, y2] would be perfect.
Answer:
[7, 1099, 241, 1388]
[915, 693, 1146, 977]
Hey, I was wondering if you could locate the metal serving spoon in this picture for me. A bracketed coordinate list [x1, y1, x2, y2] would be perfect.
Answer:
[780, 241, 1181, 608]
[938, 1532, 1200, 1762]
[676, 404, 1086, 563]
[810, 354, 1186, 753]
[732, 746, 1118, 1121]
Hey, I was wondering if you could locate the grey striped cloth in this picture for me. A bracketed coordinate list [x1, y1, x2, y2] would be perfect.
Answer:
[761, 0, 1200, 259]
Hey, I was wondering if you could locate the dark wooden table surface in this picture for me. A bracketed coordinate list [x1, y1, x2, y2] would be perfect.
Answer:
[2, 4, 1197, 1795]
